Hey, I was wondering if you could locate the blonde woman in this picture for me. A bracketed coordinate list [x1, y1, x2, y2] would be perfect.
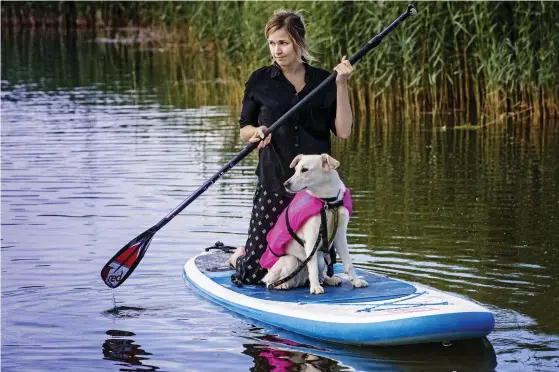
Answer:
[231, 9, 354, 286]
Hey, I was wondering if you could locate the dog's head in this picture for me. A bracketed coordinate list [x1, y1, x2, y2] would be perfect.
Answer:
[283, 154, 341, 194]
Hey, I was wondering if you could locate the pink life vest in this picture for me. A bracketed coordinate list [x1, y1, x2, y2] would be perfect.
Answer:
[260, 188, 352, 269]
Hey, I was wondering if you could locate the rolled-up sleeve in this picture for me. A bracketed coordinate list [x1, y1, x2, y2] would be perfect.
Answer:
[239, 74, 260, 128]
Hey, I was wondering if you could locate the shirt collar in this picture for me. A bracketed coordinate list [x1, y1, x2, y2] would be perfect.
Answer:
[270, 60, 312, 83]
[271, 62, 282, 79]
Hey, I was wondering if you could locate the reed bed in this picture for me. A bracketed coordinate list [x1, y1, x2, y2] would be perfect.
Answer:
[2, 1, 558, 128]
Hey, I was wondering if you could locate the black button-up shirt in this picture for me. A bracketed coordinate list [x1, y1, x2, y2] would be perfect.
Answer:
[239, 62, 337, 192]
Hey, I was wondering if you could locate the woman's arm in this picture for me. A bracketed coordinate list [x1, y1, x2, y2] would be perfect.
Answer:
[333, 56, 353, 139]
[240, 125, 259, 142]
[239, 73, 271, 149]
[240, 125, 272, 149]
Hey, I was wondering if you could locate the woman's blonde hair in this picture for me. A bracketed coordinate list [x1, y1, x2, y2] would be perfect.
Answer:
[264, 9, 313, 63]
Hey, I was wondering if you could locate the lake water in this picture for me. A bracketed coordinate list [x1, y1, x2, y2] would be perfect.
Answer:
[2, 30, 559, 372]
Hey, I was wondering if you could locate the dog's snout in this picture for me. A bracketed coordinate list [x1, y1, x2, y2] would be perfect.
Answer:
[283, 180, 291, 189]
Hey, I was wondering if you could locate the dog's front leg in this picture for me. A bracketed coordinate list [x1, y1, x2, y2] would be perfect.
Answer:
[334, 213, 368, 288]
[306, 251, 324, 294]
[299, 220, 324, 294]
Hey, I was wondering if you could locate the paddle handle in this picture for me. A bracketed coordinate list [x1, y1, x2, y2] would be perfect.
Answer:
[348, 4, 417, 66]
[156, 4, 418, 229]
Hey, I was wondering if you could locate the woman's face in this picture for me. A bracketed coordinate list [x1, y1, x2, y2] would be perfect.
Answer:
[267, 27, 300, 68]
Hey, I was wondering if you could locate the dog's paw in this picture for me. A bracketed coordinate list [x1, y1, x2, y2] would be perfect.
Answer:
[324, 276, 342, 286]
[276, 283, 291, 290]
[265, 282, 290, 290]
[310, 285, 325, 294]
[351, 278, 369, 288]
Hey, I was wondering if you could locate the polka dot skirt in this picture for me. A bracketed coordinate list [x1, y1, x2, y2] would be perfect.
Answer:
[232, 183, 293, 285]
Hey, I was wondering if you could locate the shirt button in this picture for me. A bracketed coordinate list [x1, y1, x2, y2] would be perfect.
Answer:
[294, 126, 299, 130]
[295, 144, 299, 147]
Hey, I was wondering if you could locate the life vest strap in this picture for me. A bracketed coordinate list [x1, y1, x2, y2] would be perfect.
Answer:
[285, 201, 341, 252]
[285, 206, 305, 248]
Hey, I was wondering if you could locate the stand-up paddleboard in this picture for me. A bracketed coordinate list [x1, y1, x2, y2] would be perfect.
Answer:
[183, 249, 494, 346]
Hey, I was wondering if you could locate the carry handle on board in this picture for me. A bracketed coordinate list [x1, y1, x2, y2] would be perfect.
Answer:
[100, 4, 418, 289]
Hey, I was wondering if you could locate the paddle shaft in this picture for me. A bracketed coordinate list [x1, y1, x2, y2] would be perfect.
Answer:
[155, 4, 417, 232]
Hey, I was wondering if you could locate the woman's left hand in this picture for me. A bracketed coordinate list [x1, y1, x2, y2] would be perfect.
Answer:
[334, 56, 353, 85]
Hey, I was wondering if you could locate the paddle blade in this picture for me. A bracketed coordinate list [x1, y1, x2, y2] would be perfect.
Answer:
[101, 229, 155, 289]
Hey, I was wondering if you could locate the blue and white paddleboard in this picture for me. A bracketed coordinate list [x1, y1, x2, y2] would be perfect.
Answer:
[183, 250, 494, 346]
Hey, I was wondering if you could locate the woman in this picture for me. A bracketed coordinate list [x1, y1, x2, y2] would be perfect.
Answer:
[230, 9, 354, 285]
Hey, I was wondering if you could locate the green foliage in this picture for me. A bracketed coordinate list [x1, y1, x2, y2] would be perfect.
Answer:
[2, 1, 558, 124]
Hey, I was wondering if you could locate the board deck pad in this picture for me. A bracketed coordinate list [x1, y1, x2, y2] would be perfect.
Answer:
[194, 251, 416, 305]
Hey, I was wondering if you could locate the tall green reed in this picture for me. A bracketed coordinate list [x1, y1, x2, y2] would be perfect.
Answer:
[2, 1, 558, 127]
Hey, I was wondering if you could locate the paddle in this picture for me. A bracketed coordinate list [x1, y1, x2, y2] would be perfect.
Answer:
[101, 4, 418, 289]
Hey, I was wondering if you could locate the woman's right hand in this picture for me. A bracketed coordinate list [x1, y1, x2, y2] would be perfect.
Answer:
[249, 126, 272, 149]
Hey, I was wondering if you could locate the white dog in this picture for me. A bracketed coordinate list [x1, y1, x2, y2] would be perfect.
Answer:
[261, 154, 368, 294]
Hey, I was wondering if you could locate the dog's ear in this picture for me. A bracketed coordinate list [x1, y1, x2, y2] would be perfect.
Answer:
[290, 154, 304, 169]
[321, 154, 340, 171]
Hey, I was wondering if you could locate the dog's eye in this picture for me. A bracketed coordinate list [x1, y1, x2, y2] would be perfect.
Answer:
[301, 168, 308, 173]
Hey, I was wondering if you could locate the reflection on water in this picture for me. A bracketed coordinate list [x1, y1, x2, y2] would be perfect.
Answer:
[103, 330, 159, 371]
[104, 306, 148, 319]
[2, 29, 559, 372]
[100, 325, 498, 372]
[244, 331, 498, 372]
[243, 344, 341, 372]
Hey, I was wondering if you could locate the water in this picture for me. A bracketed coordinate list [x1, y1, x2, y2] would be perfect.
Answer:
[2, 29, 559, 372]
